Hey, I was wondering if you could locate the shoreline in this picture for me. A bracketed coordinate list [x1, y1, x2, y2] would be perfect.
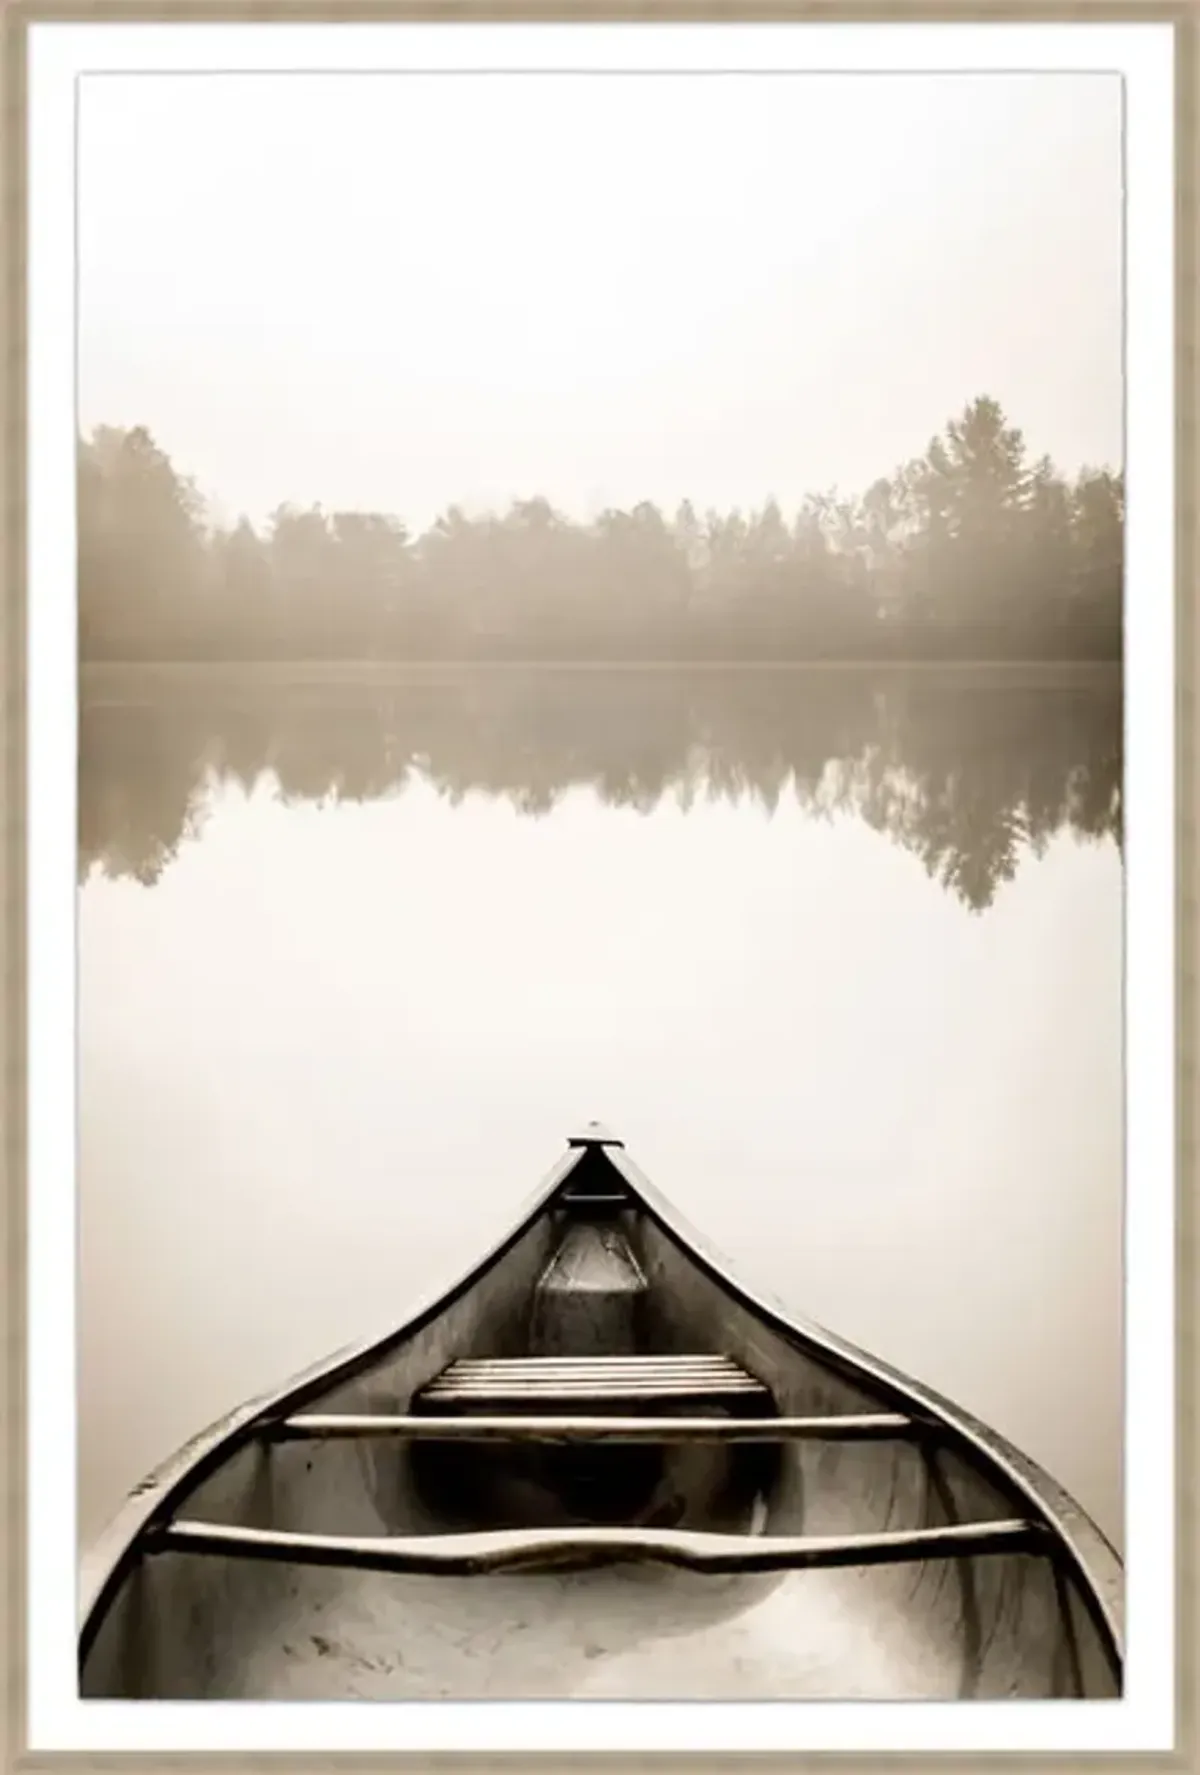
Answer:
[80, 657, 1123, 679]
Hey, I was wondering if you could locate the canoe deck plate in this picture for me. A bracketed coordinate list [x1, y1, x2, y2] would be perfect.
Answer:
[536, 1224, 647, 1295]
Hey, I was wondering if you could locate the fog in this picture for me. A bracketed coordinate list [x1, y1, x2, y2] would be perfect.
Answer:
[78, 71, 1121, 530]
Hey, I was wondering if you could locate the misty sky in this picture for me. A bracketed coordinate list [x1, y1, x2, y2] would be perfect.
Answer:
[78, 72, 1122, 531]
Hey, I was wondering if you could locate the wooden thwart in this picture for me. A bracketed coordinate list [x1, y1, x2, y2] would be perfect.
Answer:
[155, 1516, 1043, 1576]
[272, 1410, 917, 1443]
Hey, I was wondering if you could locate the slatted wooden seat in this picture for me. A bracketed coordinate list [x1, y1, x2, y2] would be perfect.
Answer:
[413, 1354, 774, 1416]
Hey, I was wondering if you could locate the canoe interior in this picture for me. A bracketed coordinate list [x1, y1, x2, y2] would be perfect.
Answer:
[80, 1139, 1122, 1701]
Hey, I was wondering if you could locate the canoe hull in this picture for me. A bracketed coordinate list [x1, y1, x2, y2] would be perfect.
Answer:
[79, 1134, 1123, 1700]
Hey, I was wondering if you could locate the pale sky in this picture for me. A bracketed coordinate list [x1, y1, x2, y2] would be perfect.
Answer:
[78, 72, 1122, 531]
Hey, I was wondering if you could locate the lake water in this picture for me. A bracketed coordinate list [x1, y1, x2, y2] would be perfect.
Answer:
[77, 665, 1124, 1553]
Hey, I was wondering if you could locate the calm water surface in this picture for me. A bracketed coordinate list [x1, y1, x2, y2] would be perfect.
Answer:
[78, 666, 1123, 1551]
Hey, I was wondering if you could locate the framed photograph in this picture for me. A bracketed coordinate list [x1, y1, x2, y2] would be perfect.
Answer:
[6, 6, 1188, 1766]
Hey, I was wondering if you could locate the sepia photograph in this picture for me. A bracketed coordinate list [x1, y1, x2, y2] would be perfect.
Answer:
[21, 16, 1173, 1750]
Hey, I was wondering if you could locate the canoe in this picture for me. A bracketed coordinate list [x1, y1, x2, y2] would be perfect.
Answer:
[80, 1123, 1123, 1701]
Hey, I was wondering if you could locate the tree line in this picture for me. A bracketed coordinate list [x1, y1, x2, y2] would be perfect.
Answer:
[80, 667, 1121, 911]
[78, 396, 1123, 664]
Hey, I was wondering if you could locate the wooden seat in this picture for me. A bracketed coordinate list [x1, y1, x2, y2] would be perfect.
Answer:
[413, 1354, 773, 1415]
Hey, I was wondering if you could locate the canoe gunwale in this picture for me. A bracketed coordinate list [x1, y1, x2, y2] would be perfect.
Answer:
[77, 1147, 582, 1657]
[79, 1132, 1124, 1690]
[604, 1145, 1125, 1670]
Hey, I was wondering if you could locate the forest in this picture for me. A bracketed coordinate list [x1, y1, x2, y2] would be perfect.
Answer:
[78, 396, 1123, 665]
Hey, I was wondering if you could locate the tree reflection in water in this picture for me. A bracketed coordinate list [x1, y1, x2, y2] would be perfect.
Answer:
[78, 666, 1121, 915]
